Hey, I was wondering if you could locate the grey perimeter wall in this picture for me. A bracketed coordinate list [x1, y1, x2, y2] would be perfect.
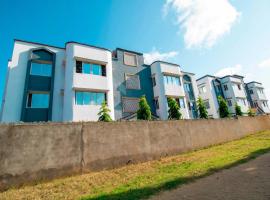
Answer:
[1, 116, 270, 191]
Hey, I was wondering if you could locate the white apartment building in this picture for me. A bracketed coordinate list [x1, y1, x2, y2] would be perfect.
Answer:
[197, 75, 249, 118]
[150, 61, 190, 120]
[246, 82, 270, 114]
[1, 39, 114, 122]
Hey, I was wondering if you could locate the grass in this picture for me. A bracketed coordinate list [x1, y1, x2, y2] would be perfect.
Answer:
[1, 130, 270, 200]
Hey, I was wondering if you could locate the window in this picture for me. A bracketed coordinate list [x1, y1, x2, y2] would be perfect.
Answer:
[30, 62, 52, 77]
[124, 52, 137, 66]
[203, 100, 210, 109]
[75, 91, 106, 105]
[184, 83, 190, 92]
[223, 85, 228, 91]
[122, 97, 139, 113]
[237, 84, 241, 90]
[76, 61, 105, 76]
[27, 93, 50, 108]
[152, 76, 156, 87]
[227, 99, 232, 107]
[199, 86, 207, 94]
[259, 88, 264, 94]
[263, 101, 268, 107]
[126, 74, 140, 90]
[249, 90, 253, 94]
[163, 75, 181, 86]
[179, 98, 185, 108]
[154, 98, 159, 109]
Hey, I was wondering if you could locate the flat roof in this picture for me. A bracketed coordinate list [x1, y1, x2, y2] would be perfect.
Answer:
[182, 71, 195, 75]
[66, 41, 111, 52]
[196, 74, 216, 81]
[246, 81, 262, 85]
[115, 48, 143, 55]
[150, 60, 179, 67]
[14, 39, 65, 50]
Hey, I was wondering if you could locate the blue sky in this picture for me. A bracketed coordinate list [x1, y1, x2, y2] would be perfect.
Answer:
[1, 0, 270, 105]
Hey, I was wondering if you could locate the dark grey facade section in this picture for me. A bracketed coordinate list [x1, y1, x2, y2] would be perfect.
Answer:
[112, 49, 155, 120]
[20, 48, 56, 122]
[183, 75, 198, 119]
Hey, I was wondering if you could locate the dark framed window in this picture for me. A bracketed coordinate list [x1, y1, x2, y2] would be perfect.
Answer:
[154, 98, 159, 109]
[223, 85, 228, 91]
[30, 62, 52, 77]
[152, 76, 156, 87]
[27, 93, 50, 108]
[76, 60, 106, 76]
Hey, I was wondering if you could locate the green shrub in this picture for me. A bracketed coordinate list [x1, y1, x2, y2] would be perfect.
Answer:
[98, 101, 112, 122]
[248, 108, 256, 117]
[218, 96, 230, 118]
[197, 97, 208, 119]
[137, 95, 152, 120]
[167, 97, 182, 120]
[235, 103, 243, 116]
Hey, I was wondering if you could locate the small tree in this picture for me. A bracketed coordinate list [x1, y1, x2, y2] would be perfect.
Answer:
[197, 97, 208, 119]
[248, 108, 256, 117]
[98, 101, 112, 122]
[218, 96, 230, 118]
[137, 95, 152, 120]
[168, 97, 182, 120]
[235, 103, 243, 116]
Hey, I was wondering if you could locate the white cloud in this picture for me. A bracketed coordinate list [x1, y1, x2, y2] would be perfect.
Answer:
[214, 64, 243, 77]
[164, 0, 240, 48]
[258, 58, 270, 69]
[144, 48, 179, 65]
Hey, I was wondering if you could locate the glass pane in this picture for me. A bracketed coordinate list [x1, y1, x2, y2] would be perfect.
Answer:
[82, 63, 91, 74]
[176, 77, 180, 85]
[92, 64, 102, 75]
[90, 92, 96, 105]
[76, 92, 84, 105]
[83, 92, 91, 105]
[31, 62, 52, 77]
[180, 98, 185, 108]
[31, 93, 49, 108]
[96, 93, 105, 105]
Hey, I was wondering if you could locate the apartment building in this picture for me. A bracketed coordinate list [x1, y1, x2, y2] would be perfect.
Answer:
[245, 82, 270, 114]
[0, 39, 198, 123]
[197, 75, 250, 118]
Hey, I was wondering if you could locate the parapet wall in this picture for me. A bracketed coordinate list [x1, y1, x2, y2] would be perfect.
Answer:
[1, 115, 270, 191]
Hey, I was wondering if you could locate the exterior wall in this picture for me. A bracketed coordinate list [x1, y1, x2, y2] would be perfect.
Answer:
[246, 82, 270, 113]
[112, 49, 155, 120]
[1, 41, 65, 123]
[220, 76, 249, 114]
[197, 76, 220, 118]
[151, 62, 189, 120]
[1, 116, 270, 191]
[63, 43, 114, 122]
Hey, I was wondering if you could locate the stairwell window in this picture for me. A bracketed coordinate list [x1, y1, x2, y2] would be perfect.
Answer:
[27, 93, 50, 108]
[224, 85, 228, 91]
[30, 62, 52, 77]
[76, 61, 106, 76]
[227, 99, 232, 107]
[126, 74, 140, 90]
[124, 52, 137, 67]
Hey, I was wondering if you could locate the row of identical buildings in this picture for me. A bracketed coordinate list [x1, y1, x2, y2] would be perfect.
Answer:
[0, 40, 269, 123]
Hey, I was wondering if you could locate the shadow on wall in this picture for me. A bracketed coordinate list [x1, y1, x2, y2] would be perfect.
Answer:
[82, 147, 270, 200]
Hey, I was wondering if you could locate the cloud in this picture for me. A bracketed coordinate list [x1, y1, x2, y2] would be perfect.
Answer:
[214, 64, 243, 77]
[144, 48, 179, 65]
[164, 0, 241, 48]
[258, 58, 270, 69]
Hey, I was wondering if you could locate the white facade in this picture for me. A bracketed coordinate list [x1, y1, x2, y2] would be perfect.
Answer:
[246, 82, 270, 113]
[63, 42, 114, 122]
[1, 40, 114, 122]
[197, 76, 220, 118]
[150, 61, 189, 120]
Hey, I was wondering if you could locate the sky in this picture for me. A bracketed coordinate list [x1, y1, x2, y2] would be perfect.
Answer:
[1, 0, 270, 107]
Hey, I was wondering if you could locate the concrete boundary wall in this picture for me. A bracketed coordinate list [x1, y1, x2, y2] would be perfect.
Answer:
[1, 115, 270, 191]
